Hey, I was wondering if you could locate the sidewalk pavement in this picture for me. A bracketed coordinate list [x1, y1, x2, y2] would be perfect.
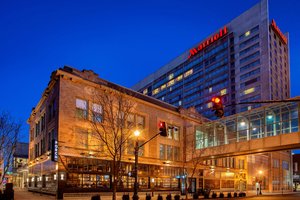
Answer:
[14, 189, 55, 200]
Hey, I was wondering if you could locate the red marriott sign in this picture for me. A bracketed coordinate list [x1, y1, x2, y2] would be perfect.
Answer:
[188, 26, 228, 59]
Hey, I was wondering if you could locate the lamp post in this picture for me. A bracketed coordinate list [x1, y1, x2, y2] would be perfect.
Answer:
[133, 130, 140, 200]
[132, 125, 167, 200]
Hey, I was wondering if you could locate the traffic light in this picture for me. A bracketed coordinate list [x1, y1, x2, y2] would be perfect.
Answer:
[158, 121, 167, 136]
[211, 96, 224, 118]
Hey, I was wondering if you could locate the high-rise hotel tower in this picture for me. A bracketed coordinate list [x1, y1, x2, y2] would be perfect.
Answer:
[132, 0, 290, 119]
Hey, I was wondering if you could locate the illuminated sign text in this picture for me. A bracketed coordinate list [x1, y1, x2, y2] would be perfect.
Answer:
[271, 19, 287, 45]
[188, 26, 228, 59]
[51, 139, 58, 162]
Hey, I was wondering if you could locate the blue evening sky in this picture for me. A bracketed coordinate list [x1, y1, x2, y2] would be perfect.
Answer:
[1, 0, 300, 145]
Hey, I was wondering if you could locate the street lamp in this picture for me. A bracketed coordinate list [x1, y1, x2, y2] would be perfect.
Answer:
[132, 124, 168, 200]
[133, 130, 140, 200]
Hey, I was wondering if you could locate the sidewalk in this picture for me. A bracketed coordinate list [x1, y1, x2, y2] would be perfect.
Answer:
[15, 189, 55, 200]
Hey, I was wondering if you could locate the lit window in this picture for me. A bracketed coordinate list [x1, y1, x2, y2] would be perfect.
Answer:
[143, 89, 148, 95]
[184, 69, 193, 77]
[76, 99, 88, 119]
[168, 73, 174, 80]
[178, 100, 182, 106]
[243, 87, 255, 95]
[220, 89, 227, 95]
[92, 103, 103, 122]
[247, 106, 252, 110]
[209, 87, 212, 93]
[245, 31, 250, 37]
[207, 102, 212, 108]
[161, 84, 166, 90]
[152, 88, 160, 95]
[167, 79, 175, 87]
[177, 75, 183, 81]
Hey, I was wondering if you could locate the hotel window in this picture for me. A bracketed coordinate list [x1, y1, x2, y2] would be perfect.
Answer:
[240, 51, 260, 64]
[167, 79, 175, 87]
[176, 75, 183, 81]
[92, 103, 103, 123]
[220, 89, 227, 95]
[152, 88, 160, 95]
[207, 102, 212, 108]
[76, 99, 88, 119]
[143, 88, 148, 95]
[161, 84, 166, 90]
[241, 87, 255, 96]
[184, 69, 193, 77]
[168, 73, 174, 80]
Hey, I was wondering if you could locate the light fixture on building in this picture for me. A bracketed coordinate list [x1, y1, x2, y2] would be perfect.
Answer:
[60, 174, 64, 180]
[54, 174, 57, 180]
[240, 121, 246, 126]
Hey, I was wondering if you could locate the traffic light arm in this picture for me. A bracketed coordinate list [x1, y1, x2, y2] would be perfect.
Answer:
[229, 99, 300, 106]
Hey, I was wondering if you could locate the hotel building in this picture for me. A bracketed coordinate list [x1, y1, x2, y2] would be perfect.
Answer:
[132, 0, 290, 120]
[27, 67, 292, 198]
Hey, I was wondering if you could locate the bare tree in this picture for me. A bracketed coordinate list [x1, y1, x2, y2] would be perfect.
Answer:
[89, 88, 136, 200]
[182, 135, 205, 198]
[0, 111, 21, 186]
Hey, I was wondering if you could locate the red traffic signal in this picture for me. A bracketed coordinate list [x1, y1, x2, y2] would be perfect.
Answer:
[158, 121, 167, 137]
[211, 96, 224, 118]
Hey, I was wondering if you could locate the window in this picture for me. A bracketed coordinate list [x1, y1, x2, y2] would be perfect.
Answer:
[127, 113, 135, 128]
[136, 115, 145, 129]
[127, 140, 144, 156]
[174, 147, 180, 161]
[184, 69, 193, 77]
[240, 59, 260, 72]
[240, 68, 260, 80]
[220, 89, 227, 95]
[241, 87, 255, 96]
[167, 146, 173, 160]
[239, 34, 259, 49]
[143, 89, 148, 95]
[166, 125, 180, 140]
[160, 144, 165, 159]
[152, 88, 160, 95]
[92, 103, 103, 122]
[76, 99, 88, 119]
[240, 51, 260, 64]
[173, 126, 179, 140]
[167, 79, 175, 87]
[176, 75, 183, 81]
[127, 114, 145, 129]
[161, 84, 166, 90]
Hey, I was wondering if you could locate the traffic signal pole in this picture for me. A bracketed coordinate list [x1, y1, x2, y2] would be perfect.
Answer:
[133, 124, 167, 200]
